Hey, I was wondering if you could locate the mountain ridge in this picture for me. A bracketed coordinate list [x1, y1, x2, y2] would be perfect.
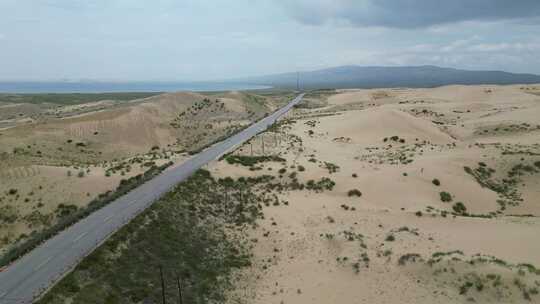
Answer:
[234, 65, 540, 89]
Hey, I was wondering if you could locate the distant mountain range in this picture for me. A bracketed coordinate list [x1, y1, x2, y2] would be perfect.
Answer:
[235, 65, 540, 89]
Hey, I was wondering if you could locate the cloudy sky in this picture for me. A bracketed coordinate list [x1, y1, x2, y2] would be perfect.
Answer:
[1, 0, 540, 81]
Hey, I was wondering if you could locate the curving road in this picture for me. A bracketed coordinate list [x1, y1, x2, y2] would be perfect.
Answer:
[0, 93, 304, 304]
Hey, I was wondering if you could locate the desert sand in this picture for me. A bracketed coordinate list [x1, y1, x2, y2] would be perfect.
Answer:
[209, 84, 540, 304]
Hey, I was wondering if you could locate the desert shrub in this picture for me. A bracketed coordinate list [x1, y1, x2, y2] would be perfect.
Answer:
[55, 204, 78, 218]
[77, 171, 85, 178]
[452, 202, 467, 214]
[352, 173, 358, 178]
[323, 162, 340, 173]
[347, 189, 362, 197]
[415, 211, 423, 217]
[8, 188, 18, 195]
[297, 165, 305, 172]
[439, 191, 452, 202]
[278, 168, 287, 174]
[305, 178, 335, 192]
[0, 162, 172, 268]
[398, 253, 422, 266]
[459, 282, 473, 295]
[225, 155, 285, 167]
[385, 234, 395, 242]
[432, 179, 441, 186]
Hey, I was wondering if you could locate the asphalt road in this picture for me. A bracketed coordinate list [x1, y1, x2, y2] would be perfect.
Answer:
[0, 93, 304, 304]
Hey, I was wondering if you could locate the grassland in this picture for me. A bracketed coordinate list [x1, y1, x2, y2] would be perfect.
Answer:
[0, 92, 161, 105]
[38, 169, 264, 304]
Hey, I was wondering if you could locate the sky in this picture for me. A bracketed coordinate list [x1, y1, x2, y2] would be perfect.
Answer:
[1, 0, 540, 81]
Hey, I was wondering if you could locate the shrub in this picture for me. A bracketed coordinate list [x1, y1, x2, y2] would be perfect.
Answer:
[415, 211, 423, 217]
[352, 173, 358, 178]
[439, 191, 452, 203]
[297, 165, 305, 172]
[452, 202, 467, 214]
[225, 155, 285, 167]
[77, 171, 85, 178]
[278, 168, 287, 174]
[306, 178, 336, 192]
[323, 162, 340, 173]
[55, 204, 78, 218]
[8, 188, 18, 195]
[432, 179, 440, 186]
[398, 253, 422, 266]
[347, 189, 362, 197]
[385, 234, 395, 242]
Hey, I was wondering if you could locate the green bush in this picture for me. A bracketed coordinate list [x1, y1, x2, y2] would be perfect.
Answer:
[347, 189, 362, 197]
[225, 155, 285, 167]
[439, 191, 452, 203]
[305, 178, 335, 192]
[452, 202, 467, 214]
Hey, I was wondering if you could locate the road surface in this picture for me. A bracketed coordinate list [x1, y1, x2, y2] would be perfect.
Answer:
[0, 93, 305, 303]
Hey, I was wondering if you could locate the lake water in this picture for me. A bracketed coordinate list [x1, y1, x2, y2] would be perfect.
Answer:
[0, 81, 271, 93]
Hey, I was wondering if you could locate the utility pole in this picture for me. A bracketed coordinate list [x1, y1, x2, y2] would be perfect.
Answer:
[159, 265, 167, 304]
[176, 272, 184, 304]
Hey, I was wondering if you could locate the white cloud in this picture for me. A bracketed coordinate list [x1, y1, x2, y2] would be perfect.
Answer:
[467, 43, 540, 52]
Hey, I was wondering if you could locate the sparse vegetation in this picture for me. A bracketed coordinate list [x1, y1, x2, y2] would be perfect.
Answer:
[347, 189, 362, 197]
[225, 155, 285, 167]
[0, 162, 173, 268]
[38, 169, 260, 304]
[452, 202, 467, 215]
[439, 191, 452, 203]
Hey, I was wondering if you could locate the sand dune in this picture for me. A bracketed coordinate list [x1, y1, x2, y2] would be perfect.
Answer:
[212, 84, 540, 304]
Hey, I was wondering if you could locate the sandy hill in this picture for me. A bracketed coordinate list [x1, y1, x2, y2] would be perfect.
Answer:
[0, 90, 279, 255]
[205, 84, 540, 304]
